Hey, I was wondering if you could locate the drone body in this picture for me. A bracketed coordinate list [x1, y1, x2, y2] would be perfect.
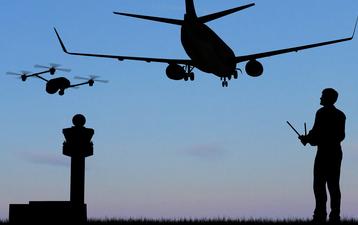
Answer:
[46, 77, 71, 95]
[6, 64, 108, 96]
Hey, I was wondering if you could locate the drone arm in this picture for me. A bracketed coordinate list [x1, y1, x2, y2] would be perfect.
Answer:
[35, 75, 49, 82]
[28, 70, 50, 78]
[69, 81, 89, 88]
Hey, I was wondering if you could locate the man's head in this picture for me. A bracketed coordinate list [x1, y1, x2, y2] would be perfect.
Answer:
[320, 88, 339, 106]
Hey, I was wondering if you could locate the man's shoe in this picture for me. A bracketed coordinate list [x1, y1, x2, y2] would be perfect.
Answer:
[328, 216, 340, 223]
[312, 215, 327, 223]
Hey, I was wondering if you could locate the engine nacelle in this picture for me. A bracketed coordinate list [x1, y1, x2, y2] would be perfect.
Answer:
[245, 59, 264, 77]
[166, 64, 186, 80]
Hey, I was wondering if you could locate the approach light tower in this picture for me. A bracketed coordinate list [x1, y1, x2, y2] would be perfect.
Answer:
[63, 114, 94, 219]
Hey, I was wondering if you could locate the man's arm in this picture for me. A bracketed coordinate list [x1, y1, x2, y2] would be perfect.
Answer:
[338, 112, 346, 142]
[299, 111, 320, 146]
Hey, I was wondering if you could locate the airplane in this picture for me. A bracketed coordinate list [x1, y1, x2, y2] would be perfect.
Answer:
[54, 0, 357, 87]
[6, 63, 71, 81]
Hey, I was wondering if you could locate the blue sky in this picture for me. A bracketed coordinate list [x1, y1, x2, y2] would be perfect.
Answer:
[1, 0, 358, 220]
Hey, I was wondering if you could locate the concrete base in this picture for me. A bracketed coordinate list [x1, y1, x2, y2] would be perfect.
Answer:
[9, 201, 86, 224]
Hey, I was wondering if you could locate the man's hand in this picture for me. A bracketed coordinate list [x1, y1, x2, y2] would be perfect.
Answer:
[299, 135, 308, 146]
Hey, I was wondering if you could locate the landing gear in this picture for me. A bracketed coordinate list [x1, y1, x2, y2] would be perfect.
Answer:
[183, 65, 195, 82]
[233, 70, 238, 79]
[222, 80, 228, 87]
[220, 71, 239, 87]
[189, 72, 194, 81]
[221, 77, 229, 87]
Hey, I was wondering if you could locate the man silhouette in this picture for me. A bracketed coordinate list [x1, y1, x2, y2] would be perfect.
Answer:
[299, 88, 346, 222]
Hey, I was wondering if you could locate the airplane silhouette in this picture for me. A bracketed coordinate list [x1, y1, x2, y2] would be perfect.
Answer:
[54, 0, 357, 87]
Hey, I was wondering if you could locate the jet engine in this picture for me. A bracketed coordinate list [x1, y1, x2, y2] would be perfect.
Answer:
[245, 59, 264, 77]
[166, 64, 186, 80]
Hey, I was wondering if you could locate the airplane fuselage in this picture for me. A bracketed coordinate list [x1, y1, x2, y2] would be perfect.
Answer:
[181, 14, 237, 78]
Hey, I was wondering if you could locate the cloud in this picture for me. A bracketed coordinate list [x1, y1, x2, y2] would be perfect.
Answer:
[20, 151, 69, 167]
[183, 143, 228, 159]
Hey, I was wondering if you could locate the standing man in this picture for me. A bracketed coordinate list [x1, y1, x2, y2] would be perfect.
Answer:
[299, 88, 346, 222]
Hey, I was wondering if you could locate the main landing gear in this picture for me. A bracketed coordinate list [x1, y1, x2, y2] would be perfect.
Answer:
[184, 72, 194, 81]
[183, 65, 195, 81]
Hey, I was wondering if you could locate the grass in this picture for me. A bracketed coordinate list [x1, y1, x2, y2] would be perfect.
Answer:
[1, 218, 358, 225]
[86, 218, 358, 225]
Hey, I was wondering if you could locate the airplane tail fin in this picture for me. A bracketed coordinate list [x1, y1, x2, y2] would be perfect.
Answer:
[198, 3, 255, 23]
[54, 27, 69, 53]
[185, 0, 197, 17]
[113, 12, 183, 25]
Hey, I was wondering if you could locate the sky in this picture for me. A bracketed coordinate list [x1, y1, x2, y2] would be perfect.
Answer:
[1, 0, 358, 220]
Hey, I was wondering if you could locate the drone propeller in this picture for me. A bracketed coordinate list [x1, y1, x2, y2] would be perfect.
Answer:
[6, 71, 32, 81]
[74, 75, 109, 83]
[34, 63, 71, 72]
[49, 63, 61, 68]
[6, 71, 31, 76]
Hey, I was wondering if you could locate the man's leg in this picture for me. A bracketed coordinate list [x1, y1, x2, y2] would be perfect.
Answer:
[313, 157, 327, 221]
[327, 152, 342, 222]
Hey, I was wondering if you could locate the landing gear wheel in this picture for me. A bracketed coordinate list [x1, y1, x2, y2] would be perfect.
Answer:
[59, 90, 65, 96]
[222, 81, 228, 87]
[189, 72, 195, 81]
[233, 71, 238, 79]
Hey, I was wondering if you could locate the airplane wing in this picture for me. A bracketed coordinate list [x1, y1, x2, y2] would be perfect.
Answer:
[236, 18, 357, 63]
[54, 28, 193, 65]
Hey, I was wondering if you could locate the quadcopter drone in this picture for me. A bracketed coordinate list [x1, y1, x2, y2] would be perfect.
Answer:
[7, 64, 108, 96]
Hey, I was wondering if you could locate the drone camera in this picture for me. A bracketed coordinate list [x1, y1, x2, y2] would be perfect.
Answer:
[59, 89, 65, 96]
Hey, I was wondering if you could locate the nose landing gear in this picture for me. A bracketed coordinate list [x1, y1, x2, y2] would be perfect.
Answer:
[220, 71, 239, 87]
[221, 77, 229, 87]
[222, 80, 228, 87]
